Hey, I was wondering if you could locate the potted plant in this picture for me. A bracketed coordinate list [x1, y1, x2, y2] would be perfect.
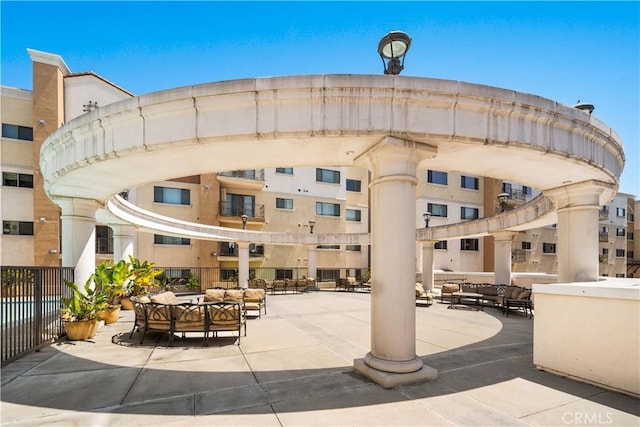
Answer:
[120, 256, 163, 310]
[61, 279, 108, 340]
[92, 260, 131, 324]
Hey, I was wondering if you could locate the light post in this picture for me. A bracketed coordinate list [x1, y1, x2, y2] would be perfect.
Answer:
[423, 211, 431, 228]
[377, 31, 412, 75]
[241, 214, 248, 229]
[308, 219, 316, 234]
[497, 193, 510, 213]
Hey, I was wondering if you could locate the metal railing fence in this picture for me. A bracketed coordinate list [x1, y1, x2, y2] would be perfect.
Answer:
[1, 266, 73, 366]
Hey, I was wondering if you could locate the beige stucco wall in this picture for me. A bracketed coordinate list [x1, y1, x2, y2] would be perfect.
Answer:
[533, 281, 640, 397]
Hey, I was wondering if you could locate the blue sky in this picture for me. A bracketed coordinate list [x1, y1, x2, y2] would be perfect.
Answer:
[2, 1, 638, 196]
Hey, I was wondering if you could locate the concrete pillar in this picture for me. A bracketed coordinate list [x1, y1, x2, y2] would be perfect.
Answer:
[237, 242, 250, 289]
[306, 244, 317, 285]
[421, 241, 435, 291]
[547, 182, 607, 283]
[354, 136, 437, 388]
[111, 224, 137, 262]
[56, 198, 99, 287]
[492, 231, 515, 285]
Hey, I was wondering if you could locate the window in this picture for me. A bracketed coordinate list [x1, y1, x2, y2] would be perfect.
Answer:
[154, 234, 190, 245]
[96, 225, 113, 254]
[317, 202, 340, 217]
[602, 248, 609, 256]
[346, 209, 361, 221]
[221, 269, 238, 281]
[522, 241, 531, 251]
[616, 249, 626, 258]
[522, 186, 532, 195]
[427, 203, 447, 218]
[317, 269, 340, 282]
[461, 176, 479, 190]
[346, 179, 361, 192]
[460, 207, 479, 220]
[427, 170, 448, 185]
[276, 198, 293, 209]
[275, 269, 293, 280]
[602, 226, 609, 233]
[154, 186, 190, 205]
[502, 182, 512, 194]
[316, 168, 340, 184]
[275, 167, 293, 174]
[317, 245, 340, 250]
[460, 239, 479, 251]
[542, 243, 556, 254]
[434, 240, 448, 250]
[2, 172, 33, 188]
[2, 123, 33, 141]
[249, 244, 264, 256]
[616, 207, 626, 217]
[616, 228, 626, 237]
[628, 251, 634, 259]
[628, 232, 634, 241]
[225, 193, 255, 216]
[220, 242, 238, 256]
[2, 221, 34, 235]
[346, 245, 361, 251]
[615, 273, 626, 278]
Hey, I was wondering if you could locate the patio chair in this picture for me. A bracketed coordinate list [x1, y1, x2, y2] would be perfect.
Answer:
[205, 302, 246, 345]
[415, 282, 433, 306]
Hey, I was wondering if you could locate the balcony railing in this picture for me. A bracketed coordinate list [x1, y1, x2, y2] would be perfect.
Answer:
[599, 209, 609, 220]
[218, 243, 265, 257]
[218, 170, 265, 181]
[599, 232, 609, 242]
[219, 202, 265, 219]
[511, 249, 526, 263]
[507, 189, 527, 202]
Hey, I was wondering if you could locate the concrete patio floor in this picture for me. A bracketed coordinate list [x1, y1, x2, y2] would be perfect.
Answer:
[1, 291, 638, 426]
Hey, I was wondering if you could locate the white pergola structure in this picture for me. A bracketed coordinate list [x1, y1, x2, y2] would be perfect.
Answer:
[41, 75, 624, 388]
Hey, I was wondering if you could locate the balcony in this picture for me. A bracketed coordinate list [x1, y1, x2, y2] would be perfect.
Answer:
[599, 232, 609, 242]
[216, 243, 265, 260]
[599, 208, 609, 220]
[217, 170, 265, 190]
[511, 248, 526, 263]
[218, 202, 265, 226]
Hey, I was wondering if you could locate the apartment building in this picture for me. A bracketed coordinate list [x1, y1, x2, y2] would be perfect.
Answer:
[1, 49, 636, 280]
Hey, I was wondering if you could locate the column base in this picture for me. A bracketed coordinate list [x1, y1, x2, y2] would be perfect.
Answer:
[354, 357, 438, 389]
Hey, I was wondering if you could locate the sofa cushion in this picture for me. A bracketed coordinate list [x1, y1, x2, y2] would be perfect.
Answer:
[503, 286, 519, 299]
[479, 286, 498, 296]
[461, 283, 476, 293]
[203, 289, 225, 302]
[224, 289, 245, 303]
[151, 291, 180, 305]
[441, 283, 459, 294]
[516, 290, 532, 300]
[132, 295, 151, 304]
[415, 283, 426, 297]
[243, 288, 264, 302]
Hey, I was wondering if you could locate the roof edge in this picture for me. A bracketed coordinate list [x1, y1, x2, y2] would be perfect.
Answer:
[27, 48, 71, 75]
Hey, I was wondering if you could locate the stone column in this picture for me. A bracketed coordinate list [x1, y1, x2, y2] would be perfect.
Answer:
[111, 224, 137, 262]
[306, 244, 317, 287]
[56, 198, 99, 287]
[237, 242, 250, 289]
[354, 136, 437, 388]
[547, 183, 606, 283]
[492, 231, 515, 285]
[421, 241, 435, 291]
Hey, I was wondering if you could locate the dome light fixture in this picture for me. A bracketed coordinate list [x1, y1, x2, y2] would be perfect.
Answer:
[377, 31, 412, 75]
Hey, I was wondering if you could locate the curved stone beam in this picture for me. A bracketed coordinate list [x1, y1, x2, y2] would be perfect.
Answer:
[41, 75, 623, 207]
[106, 195, 370, 246]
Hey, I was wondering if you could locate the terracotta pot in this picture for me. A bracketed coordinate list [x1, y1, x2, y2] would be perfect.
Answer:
[99, 305, 121, 324]
[120, 297, 134, 310]
[64, 319, 99, 341]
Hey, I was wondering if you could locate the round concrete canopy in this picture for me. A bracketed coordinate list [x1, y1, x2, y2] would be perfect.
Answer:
[41, 74, 624, 237]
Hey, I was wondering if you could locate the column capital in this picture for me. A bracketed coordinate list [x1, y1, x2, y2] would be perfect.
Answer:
[491, 231, 518, 242]
[363, 136, 437, 179]
[53, 197, 102, 217]
[545, 180, 615, 210]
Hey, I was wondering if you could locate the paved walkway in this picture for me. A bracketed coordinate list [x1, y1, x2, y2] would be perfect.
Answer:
[2, 291, 638, 426]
